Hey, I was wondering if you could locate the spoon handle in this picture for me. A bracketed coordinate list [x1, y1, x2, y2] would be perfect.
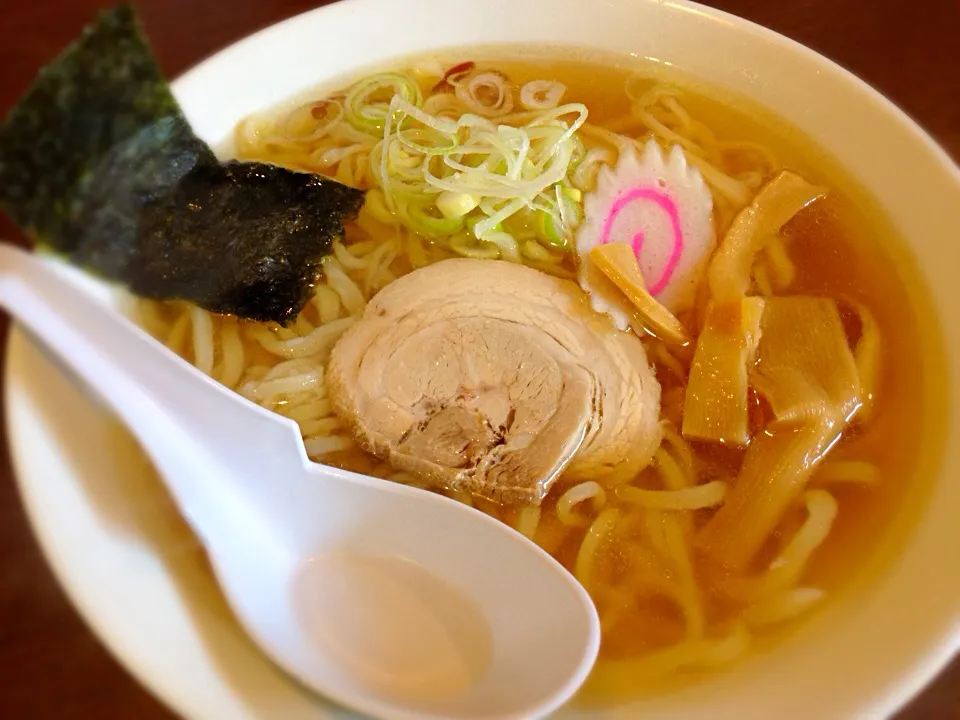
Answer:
[0, 244, 304, 545]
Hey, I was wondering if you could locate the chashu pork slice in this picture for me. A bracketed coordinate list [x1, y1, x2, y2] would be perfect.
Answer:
[327, 258, 662, 504]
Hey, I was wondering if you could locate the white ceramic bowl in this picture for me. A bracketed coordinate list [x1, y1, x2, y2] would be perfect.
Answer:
[6, 0, 960, 718]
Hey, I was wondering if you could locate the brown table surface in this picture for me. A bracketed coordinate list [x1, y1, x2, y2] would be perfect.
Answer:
[1, 0, 958, 717]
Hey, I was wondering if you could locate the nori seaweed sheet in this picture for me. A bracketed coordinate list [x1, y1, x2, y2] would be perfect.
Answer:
[0, 4, 215, 254]
[0, 4, 365, 324]
[132, 161, 364, 323]
[68, 114, 214, 278]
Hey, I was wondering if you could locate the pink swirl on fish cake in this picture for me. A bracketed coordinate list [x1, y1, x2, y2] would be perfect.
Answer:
[597, 186, 684, 296]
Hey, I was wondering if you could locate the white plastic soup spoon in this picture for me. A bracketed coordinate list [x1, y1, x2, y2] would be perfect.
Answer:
[0, 244, 600, 720]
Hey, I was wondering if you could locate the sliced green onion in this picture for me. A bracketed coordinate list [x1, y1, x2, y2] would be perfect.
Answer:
[525, 103, 589, 138]
[362, 189, 398, 225]
[503, 208, 539, 240]
[282, 100, 345, 143]
[455, 72, 514, 117]
[398, 127, 459, 155]
[387, 140, 424, 171]
[437, 191, 480, 219]
[366, 76, 591, 239]
[558, 184, 583, 237]
[344, 73, 423, 135]
[522, 239, 563, 262]
[450, 232, 502, 259]
[466, 212, 501, 235]
[472, 197, 528, 238]
[403, 196, 464, 237]
[391, 95, 457, 135]
[569, 134, 587, 169]
[520, 80, 567, 111]
[520, 157, 538, 181]
[311, 143, 368, 169]
[535, 209, 566, 248]
[480, 230, 521, 262]
[534, 185, 583, 249]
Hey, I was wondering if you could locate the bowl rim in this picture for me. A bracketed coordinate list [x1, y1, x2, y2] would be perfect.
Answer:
[5, 1, 959, 719]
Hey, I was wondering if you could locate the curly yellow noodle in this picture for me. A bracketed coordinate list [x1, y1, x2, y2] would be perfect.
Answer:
[136, 68, 860, 692]
[240, 365, 269, 383]
[633, 107, 707, 159]
[556, 481, 607, 528]
[660, 96, 695, 134]
[291, 313, 314, 336]
[243, 370, 322, 406]
[762, 233, 797, 290]
[246, 317, 357, 361]
[718, 490, 837, 602]
[662, 512, 705, 639]
[322, 259, 366, 314]
[404, 231, 431, 268]
[312, 284, 343, 324]
[850, 298, 882, 421]
[133, 298, 167, 338]
[684, 153, 752, 209]
[164, 308, 191, 357]
[284, 399, 333, 423]
[633, 509, 706, 643]
[597, 589, 633, 634]
[298, 417, 342, 436]
[303, 436, 355, 456]
[586, 621, 750, 694]
[513, 507, 542, 540]
[363, 236, 401, 295]
[717, 139, 778, 173]
[752, 258, 775, 297]
[812, 460, 880, 486]
[648, 341, 687, 384]
[214, 318, 245, 389]
[652, 446, 690, 491]
[575, 508, 622, 593]
[660, 422, 696, 482]
[654, 429, 698, 534]
[744, 587, 826, 627]
[332, 240, 370, 269]
[189, 305, 215, 377]
[616, 481, 727, 511]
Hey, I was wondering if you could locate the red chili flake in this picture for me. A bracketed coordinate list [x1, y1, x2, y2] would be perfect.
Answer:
[445, 60, 476, 82]
[432, 60, 476, 92]
[310, 101, 330, 119]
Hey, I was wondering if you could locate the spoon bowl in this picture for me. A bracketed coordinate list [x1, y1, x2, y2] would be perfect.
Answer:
[0, 244, 601, 720]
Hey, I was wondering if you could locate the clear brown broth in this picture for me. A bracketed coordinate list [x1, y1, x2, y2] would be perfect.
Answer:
[209, 51, 949, 699]
[477, 53, 945, 603]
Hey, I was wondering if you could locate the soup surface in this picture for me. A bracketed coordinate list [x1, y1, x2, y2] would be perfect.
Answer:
[136, 53, 939, 702]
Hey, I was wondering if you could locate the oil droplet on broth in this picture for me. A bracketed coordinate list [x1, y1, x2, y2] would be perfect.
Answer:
[295, 554, 493, 703]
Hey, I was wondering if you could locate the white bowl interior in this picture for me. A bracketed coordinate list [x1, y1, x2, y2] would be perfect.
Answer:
[6, 0, 960, 718]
